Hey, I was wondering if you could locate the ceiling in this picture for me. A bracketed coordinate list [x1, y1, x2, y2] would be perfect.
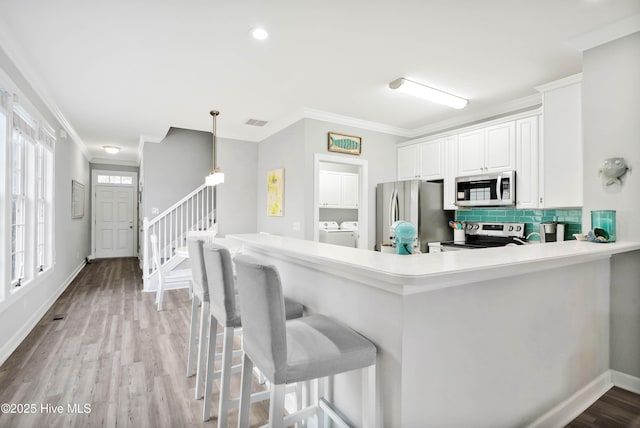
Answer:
[0, 1, 639, 163]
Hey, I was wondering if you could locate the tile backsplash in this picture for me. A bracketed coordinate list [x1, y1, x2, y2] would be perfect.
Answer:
[455, 208, 583, 241]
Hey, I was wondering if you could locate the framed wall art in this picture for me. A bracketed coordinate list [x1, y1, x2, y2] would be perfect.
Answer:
[328, 132, 362, 155]
[267, 168, 284, 216]
[71, 180, 85, 219]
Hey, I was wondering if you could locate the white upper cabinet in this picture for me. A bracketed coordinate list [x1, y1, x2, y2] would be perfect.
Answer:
[341, 173, 359, 208]
[515, 116, 539, 209]
[397, 139, 445, 180]
[458, 122, 515, 176]
[319, 171, 342, 208]
[319, 171, 359, 209]
[418, 139, 444, 180]
[536, 75, 582, 208]
[457, 130, 485, 175]
[397, 145, 420, 180]
[485, 122, 516, 172]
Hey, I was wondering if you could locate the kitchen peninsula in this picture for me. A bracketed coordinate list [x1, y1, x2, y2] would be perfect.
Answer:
[229, 233, 640, 427]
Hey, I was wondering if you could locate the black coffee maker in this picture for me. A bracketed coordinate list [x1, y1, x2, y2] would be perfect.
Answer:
[539, 221, 565, 243]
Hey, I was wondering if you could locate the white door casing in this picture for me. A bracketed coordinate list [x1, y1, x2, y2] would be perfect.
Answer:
[91, 170, 138, 259]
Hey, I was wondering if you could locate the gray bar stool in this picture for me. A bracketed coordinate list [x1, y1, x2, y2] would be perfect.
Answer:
[201, 243, 304, 426]
[234, 254, 378, 428]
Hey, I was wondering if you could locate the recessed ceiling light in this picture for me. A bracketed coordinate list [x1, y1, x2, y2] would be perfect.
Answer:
[103, 146, 120, 154]
[251, 28, 269, 40]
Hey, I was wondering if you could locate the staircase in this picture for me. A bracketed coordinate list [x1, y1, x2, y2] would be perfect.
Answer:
[142, 183, 215, 291]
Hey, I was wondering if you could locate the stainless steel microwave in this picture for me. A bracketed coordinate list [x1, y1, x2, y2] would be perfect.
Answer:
[455, 171, 516, 207]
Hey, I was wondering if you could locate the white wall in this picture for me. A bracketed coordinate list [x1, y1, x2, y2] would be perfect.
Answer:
[582, 31, 640, 378]
[0, 46, 91, 365]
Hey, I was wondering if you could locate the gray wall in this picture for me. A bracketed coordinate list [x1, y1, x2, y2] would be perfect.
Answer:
[582, 31, 640, 377]
[304, 118, 405, 250]
[216, 137, 258, 235]
[256, 120, 306, 237]
[142, 127, 212, 219]
[0, 45, 91, 362]
[142, 128, 258, 235]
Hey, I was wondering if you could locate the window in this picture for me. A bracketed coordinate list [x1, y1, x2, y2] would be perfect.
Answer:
[96, 174, 134, 186]
[0, 85, 55, 294]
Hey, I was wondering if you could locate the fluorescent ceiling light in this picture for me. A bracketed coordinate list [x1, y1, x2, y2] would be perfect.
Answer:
[389, 78, 468, 109]
[251, 28, 269, 40]
[103, 145, 120, 154]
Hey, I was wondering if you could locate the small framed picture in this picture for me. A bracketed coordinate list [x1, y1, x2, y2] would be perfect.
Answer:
[328, 132, 362, 156]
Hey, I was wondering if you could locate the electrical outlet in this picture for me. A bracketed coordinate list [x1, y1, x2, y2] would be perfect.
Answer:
[292, 222, 301, 231]
[152, 207, 159, 215]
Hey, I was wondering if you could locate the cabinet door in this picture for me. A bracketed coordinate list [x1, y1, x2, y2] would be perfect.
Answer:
[319, 171, 342, 208]
[457, 130, 485, 176]
[418, 139, 444, 180]
[397, 145, 419, 180]
[515, 116, 539, 209]
[485, 121, 515, 172]
[341, 173, 359, 208]
[540, 82, 582, 208]
[443, 135, 458, 210]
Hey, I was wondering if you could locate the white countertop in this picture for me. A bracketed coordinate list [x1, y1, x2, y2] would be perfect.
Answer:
[228, 234, 640, 295]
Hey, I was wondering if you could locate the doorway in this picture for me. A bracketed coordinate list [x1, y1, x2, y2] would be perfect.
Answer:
[91, 170, 138, 258]
[313, 154, 368, 250]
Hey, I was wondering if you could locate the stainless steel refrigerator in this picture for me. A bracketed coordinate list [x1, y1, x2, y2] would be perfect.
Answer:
[376, 180, 454, 253]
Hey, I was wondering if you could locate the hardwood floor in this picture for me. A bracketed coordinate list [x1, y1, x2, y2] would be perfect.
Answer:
[2, 258, 640, 427]
[566, 387, 640, 428]
[0, 258, 268, 428]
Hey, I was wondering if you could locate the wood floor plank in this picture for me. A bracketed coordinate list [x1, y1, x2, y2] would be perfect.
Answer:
[0, 258, 271, 427]
[566, 387, 640, 427]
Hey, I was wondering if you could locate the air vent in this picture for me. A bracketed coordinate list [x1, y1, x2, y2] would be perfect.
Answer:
[245, 118, 269, 127]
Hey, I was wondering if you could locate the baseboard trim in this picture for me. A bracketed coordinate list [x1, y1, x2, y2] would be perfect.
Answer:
[0, 260, 87, 367]
[611, 370, 640, 394]
[526, 371, 613, 428]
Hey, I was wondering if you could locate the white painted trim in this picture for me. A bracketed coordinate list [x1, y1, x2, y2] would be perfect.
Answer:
[408, 94, 542, 138]
[90, 157, 139, 167]
[569, 14, 640, 52]
[0, 260, 86, 367]
[396, 108, 542, 148]
[0, 27, 90, 161]
[535, 73, 583, 93]
[611, 370, 640, 395]
[313, 154, 369, 250]
[526, 371, 612, 428]
[303, 108, 413, 137]
[91, 169, 138, 259]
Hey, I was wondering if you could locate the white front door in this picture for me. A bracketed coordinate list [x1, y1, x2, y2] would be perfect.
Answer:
[95, 185, 135, 258]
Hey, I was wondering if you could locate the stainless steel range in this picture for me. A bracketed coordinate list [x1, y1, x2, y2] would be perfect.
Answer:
[441, 221, 526, 251]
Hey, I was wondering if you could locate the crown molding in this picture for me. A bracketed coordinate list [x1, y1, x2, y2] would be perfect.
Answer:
[90, 157, 139, 167]
[408, 93, 542, 138]
[302, 108, 413, 137]
[569, 14, 640, 52]
[535, 73, 583, 93]
[0, 23, 91, 160]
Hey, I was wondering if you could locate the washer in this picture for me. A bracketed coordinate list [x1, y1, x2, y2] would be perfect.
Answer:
[319, 221, 357, 248]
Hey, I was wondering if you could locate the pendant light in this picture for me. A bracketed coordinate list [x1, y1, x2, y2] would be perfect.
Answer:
[205, 110, 225, 186]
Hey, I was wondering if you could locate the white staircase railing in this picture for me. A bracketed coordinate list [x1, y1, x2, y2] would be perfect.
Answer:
[142, 183, 215, 290]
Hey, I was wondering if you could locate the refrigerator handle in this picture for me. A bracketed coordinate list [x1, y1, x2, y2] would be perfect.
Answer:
[390, 189, 399, 225]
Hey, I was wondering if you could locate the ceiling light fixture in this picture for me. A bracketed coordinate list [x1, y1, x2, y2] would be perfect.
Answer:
[205, 110, 224, 186]
[251, 27, 269, 40]
[389, 77, 468, 109]
[103, 145, 120, 154]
